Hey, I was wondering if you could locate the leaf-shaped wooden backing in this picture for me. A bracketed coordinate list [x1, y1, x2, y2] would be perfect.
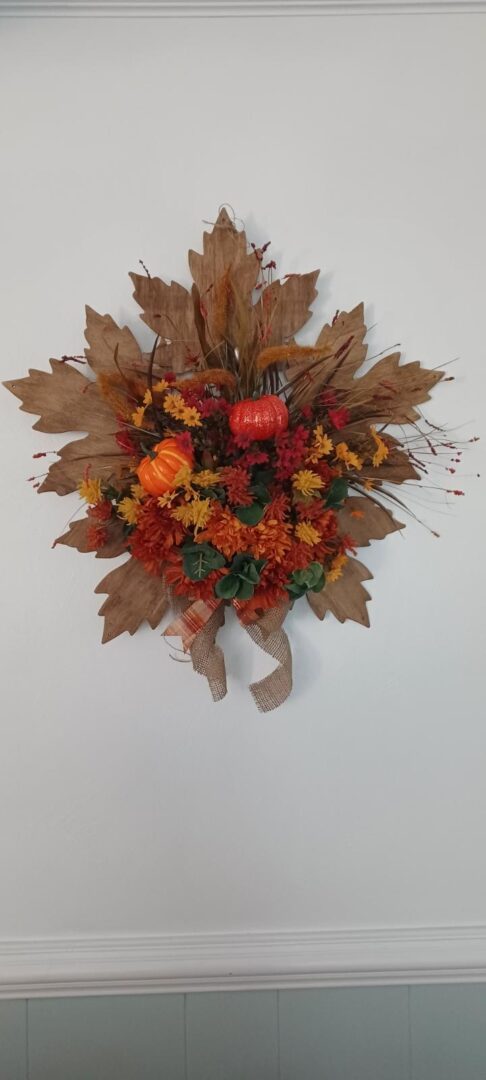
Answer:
[308, 557, 372, 626]
[288, 303, 366, 407]
[349, 352, 444, 424]
[39, 433, 131, 495]
[256, 271, 319, 350]
[54, 516, 127, 559]
[338, 496, 404, 546]
[84, 308, 143, 377]
[129, 274, 201, 372]
[188, 207, 259, 347]
[94, 557, 169, 643]
[3, 360, 114, 434]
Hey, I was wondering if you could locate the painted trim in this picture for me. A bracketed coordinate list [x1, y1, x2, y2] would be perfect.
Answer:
[2, 925, 486, 998]
[1, 1, 486, 17]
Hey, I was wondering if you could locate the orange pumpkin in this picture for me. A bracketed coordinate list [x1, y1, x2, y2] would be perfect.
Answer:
[229, 395, 289, 441]
[137, 437, 193, 497]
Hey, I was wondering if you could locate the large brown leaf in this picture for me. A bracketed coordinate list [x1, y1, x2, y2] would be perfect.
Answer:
[188, 207, 259, 346]
[308, 557, 372, 626]
[350, 352, 444, 424]
[84, 307, 143, 377]
[365, 446, 420, 484]
[3, 360, 114, 434]
[54, 516, 127, 558]
[255, 270, 319, 349]
[38, 433, 131, 496]
[95, 557, 169, 643]
[129, 274, 201, 372]
[289, 303, 366, 407]
[338, 496, 404, 546]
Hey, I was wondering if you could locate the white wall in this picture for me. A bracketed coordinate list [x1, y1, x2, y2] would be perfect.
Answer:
[0, 8, 485, 962]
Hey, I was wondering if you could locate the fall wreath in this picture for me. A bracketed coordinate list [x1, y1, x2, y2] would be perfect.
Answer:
[4, 208, 467, 711]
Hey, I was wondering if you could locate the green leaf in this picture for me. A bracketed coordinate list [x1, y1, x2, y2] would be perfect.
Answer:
[182, 543, 225, 581]
[235, 578, 255, 600]
[234, 503, 266, 525]
[287, 562, 325, 599]
[325, 478, 348, 508]
[215, 575, 240, 600]
[250, 481, 270, 504]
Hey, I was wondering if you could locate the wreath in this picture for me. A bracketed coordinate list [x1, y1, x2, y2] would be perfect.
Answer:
[4, 208, 466, 711]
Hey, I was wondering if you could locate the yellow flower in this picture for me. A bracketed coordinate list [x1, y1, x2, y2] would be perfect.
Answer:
[306, 424, 333, 464]
[295, 521, 321, 546]
[131, 405, 146, 428]
[171, 496, 213, 534]
[130, 483, 146, 501]
[143, 389, 153, 406]
[163, 392, 202, 428]
[327, 553, 348, 582]
[370, 426, 389, 468]
[78, 476, 103, 505]
[335, 442, 363, 471]
[163, 392, 186, 419]
[192, 469, 222, 487]
[181, 405, 202, 428]
[154, 378, 170, 393]
[363, 478, 375, 491]
[292, 470, 324, 497]
[117, 497, 141, 526]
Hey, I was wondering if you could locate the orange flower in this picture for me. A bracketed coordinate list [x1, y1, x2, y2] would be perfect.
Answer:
[236, 586, 289, 624]
[197, 506, 248, 559]
[248, 518, 293, 563]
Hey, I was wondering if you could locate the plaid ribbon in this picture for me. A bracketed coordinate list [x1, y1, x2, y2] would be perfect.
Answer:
[164, 598, 292, 712]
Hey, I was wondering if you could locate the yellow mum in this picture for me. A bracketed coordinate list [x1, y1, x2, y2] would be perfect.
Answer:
[131, 405, 146, 428]
[78, 476, 103, 505]
[295, 521, 321, 546]
[192, 470, 222, 487]
[154, 378, 170, 393]
[117, 497, 141, 526]
[335, 442, 363, 472]
[370, 426, 389, 468]
[171, 497, 213, 534]
[292, 470, 324, 497]
[306, 425, 333, 464]
[327, 553, 348, 582]
[143, 389, 153, 406]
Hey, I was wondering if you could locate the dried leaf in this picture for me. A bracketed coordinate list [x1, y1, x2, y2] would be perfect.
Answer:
[366, 446, 420, 484]
[54, 516, 127, 558]
[256, 270, 319, 349]
[95, 557, 169, 643]
[129, 274, 201, 372]
[338, 496, 404, 546]
[289, 303, 367, 407]
[3, 360, 114, 434]
[350, 353, 444, 424]
[188, 208, 259, 335]
[84, 307, 143, 377]
[38, 433, 131, 496]
[308, 557, 372, 626]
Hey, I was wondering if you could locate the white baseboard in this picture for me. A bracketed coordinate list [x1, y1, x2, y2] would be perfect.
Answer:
[2, 925, 486, 998]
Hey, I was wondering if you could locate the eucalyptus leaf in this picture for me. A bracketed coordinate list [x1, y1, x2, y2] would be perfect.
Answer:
[325, 478, 348, 508]
[182, 543, 225, 581]
[234, 502, 266, 525]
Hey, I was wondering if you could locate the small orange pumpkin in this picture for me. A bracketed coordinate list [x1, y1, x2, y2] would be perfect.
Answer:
[229, 395, 289, 441]
[137, 437, 193, 497]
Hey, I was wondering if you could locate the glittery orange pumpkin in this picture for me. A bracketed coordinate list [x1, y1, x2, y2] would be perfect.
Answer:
[137, 437, 193, 497]
[229, 395, 289, 441]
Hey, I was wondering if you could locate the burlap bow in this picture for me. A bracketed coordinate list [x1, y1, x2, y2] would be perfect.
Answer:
[164, 598, 292, 712]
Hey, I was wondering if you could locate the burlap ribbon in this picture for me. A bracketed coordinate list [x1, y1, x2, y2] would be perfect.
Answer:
[164, 599, 292, 712]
